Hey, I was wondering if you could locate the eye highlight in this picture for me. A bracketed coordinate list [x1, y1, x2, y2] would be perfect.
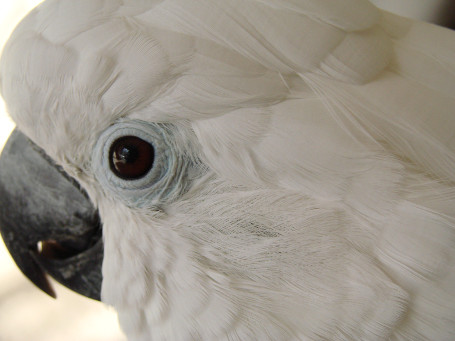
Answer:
[109, 136, 154, 180]
[93, 120, 201, 208]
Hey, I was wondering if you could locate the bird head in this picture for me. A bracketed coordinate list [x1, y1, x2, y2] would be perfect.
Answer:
[1, 1, 409, 339]
[0, 0, 306, 333]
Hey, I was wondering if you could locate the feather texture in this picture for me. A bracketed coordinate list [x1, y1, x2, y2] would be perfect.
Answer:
[1, 0, 455, 340]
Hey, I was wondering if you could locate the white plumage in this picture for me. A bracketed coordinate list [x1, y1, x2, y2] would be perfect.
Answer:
[1, 0, 455, 340]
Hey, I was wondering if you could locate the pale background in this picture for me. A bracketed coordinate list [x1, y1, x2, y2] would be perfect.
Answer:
[0, 1, 452, 341]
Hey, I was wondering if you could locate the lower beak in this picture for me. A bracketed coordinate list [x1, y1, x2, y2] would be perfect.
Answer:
[0, 129, 102, 301]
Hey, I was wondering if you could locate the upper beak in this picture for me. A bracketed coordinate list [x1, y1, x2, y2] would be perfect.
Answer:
[0, 129, 103, 301]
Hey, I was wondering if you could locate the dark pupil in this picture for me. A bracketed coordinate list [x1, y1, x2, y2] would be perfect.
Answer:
[109, 136, 154, 180]
[118, 146, 138, 163]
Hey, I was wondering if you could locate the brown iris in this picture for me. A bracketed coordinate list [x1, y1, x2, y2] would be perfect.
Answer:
[109, 136, 154, 180]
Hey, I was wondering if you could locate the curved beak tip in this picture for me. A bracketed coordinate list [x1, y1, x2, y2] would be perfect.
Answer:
[0, 129, 103, 301]
[25, 256, 57, 299]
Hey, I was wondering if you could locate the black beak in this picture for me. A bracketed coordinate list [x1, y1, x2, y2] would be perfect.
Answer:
[0, 129, 102, 301]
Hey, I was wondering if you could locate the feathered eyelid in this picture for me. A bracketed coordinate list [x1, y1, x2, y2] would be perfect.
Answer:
[91, 119, 204, 208]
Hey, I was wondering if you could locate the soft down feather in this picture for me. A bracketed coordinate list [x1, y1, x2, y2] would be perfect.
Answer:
[0, 0, 455, 340]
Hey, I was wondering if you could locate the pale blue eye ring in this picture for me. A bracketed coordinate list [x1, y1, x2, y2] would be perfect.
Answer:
[92, 119, 183, 208]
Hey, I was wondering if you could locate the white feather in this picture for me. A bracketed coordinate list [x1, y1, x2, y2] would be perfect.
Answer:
[1, 0, 455, 340]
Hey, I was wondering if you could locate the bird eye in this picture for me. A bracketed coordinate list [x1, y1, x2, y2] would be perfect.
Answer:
[93, 120, 196, 208]
[109, 136, 154, 180]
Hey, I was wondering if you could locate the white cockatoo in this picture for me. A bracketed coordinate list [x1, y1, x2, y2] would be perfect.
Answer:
[0, 0, 454, 340]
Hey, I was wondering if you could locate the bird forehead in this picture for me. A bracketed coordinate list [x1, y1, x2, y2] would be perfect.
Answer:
[0, 35, 107, 165]
[0, 2, 173, 165]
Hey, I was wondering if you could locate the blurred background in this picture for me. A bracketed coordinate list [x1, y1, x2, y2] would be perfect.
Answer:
[0, 1, 453, 341]
[371, 0, 455, 28]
